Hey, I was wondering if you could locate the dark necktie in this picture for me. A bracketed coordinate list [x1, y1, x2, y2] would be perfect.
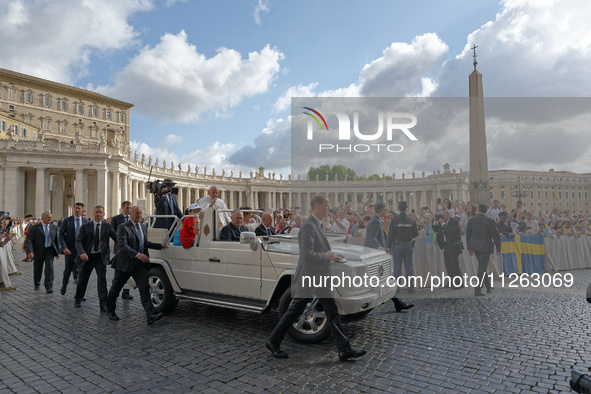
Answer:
[94, 223, 100, 252]
[75, 218, 80, 235]
[125, 215, 129, 221]
[136, 223, 144, 252]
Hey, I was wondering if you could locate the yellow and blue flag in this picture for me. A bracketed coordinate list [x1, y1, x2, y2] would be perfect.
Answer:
[501, 234, 545, 275]
[427, 225, 438, 247]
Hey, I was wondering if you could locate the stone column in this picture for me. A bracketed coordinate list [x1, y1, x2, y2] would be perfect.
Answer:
[35, 168, 46, 218]
[353, 192, 358, 211]
[121, 173, 128, 204]
[0, 166, 4, 209]
[53, 174, 65, 218]
[131, 179, 138, 206]
[4, 167, 19, 217]
[75, 170, 85, 205]
[238, 190, 243, 208]
[229, 190, 235, 208]
[287, 192, 292, 210]
[177, 186, 183, 211]
[97, 169, 108, 215]
[112, 171, 120, 217]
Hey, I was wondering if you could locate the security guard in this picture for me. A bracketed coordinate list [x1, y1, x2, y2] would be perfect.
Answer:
[388, 201, 419, 291]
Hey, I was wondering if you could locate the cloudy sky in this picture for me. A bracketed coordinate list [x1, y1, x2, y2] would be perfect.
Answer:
[2, 0, 591, 177]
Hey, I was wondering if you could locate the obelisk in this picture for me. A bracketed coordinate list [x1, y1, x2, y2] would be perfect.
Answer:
[468, 44, 490, 204]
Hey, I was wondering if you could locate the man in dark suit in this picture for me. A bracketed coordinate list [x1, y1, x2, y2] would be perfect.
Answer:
[220, 209, 248, 241]
[433, 209, 464, 288]
[154, 179, 183, 231]
[266, 195, 366, 361]
[255, 212, 276, 237]
[58, 202, 89, 295]
[365, 201, 413, 312]
[110, 200, 134, 301]
[74, 205, 117, 310]
[466, 204, 502, 296]
[25, 212, 60, 293]
[106, 206, 167, 324]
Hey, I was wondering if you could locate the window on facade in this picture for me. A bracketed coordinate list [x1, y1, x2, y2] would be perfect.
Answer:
[24, 92, 34, 104]
[545, 191, 548, 198]
[0, 120, 6, 131]
[500, 191, 505, 199]
[14, 125, 20, 136]
[530, 191, 534, 198]
[558, 192, 562, 198]
[8, 88, 16, 100]
[538, 191, 541, 198]
[580, 192, 583, 199]
[23, 128, 28, 138]
[91, 128, 97, 138]
[24, 116, 32, 124]
[572, 192, 575, 198]
[91, 107, 98, 117]
[42, 119, 50, 130]
[105, 110, 112, 120]
[118, 112, 125, 123]
[32, 131, 36, 140]
[59, 122, 67, 133]
[59, 100, 68, 111]
[76, 103, 84, 114]
[43, 96, 52, 107]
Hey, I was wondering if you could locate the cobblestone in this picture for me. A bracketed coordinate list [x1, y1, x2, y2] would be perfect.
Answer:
[1, 241, 590, 392]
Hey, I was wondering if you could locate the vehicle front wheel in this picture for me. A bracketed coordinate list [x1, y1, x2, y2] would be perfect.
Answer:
[278, 288, 331, 344]
[148, 266, 178, 314]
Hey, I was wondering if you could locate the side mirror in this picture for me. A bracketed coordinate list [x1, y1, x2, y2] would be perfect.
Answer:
[240, 231, 259, 251]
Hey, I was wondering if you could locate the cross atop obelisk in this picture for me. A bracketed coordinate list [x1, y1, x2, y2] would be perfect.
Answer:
[468, 44, 490, 204]
[471, 44, 478, 70]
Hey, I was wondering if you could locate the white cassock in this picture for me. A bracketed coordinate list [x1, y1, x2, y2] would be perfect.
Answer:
[197, 196, 230, 223]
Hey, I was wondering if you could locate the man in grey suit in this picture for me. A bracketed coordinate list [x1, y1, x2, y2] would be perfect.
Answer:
[365, 201, 413, 312]
[74, 205, 117, 310]
[25, 212, 60, 293]
[266, 195, 367, 361]
[466, 203, 502, 296]
[106, 206, 167, 324]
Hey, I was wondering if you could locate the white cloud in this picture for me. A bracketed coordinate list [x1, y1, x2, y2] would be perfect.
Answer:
[161, 134, 183, 147]
[435, 0, 591, 97]
[96, 31, 284, 123]
[253, 0, 270, 26]
[130, 140, 242, 174]
[165, 0, 187, 6]
[272, 83, 318, 113]
[0, 0, 152, 84]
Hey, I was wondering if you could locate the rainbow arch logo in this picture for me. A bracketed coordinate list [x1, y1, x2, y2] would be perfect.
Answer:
[302, 107, 328, 131]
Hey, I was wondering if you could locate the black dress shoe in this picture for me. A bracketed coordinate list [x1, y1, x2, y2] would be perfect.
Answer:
[147, 312, 163, 325]
[339, 348, 367, 362]
[46, 288, 54, 294]
[74, 300, 81, 307]
[108, 312, 119, 321]
[392, 297, 414, 312]
[60, 285, 66, 295]
[100, 305, 108, 313]
[266, 341, 288, 359]
[486, 287, 493, 294]
[34, 285, 40, 290]
[81, 298, 86, 302]
[122, 290, 134, 300]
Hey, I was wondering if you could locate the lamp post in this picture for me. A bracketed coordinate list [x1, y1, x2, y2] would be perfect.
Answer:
[510, 176, 531, 200]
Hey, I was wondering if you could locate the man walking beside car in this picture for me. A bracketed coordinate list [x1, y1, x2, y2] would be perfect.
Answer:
[110, 200, 134, 301]
[266, 195, 367, 361]
[106, 206, 167, 324]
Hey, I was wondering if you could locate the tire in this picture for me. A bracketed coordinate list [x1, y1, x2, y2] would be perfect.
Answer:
[148, 266, 178, 314]
[277, 287, 331, 344]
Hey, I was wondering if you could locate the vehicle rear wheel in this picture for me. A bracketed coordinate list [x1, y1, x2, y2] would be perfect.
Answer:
[148, 266, 178, 314]
[278, 288, 331, 344]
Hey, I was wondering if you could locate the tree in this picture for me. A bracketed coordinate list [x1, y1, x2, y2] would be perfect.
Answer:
[307, 165, 356, 181]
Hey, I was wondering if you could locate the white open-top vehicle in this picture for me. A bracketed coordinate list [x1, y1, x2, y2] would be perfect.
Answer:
[137, 208, 397, 343]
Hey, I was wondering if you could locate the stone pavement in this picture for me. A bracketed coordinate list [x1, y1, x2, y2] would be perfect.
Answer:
[1, 241, 591, 393]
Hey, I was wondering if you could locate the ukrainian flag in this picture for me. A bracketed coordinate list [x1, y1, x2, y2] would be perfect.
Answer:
[427, 225, 438, 247]
[501, 234, 545, 275]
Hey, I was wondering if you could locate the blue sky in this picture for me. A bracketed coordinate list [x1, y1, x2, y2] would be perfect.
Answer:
[2, 0, 591, 175]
